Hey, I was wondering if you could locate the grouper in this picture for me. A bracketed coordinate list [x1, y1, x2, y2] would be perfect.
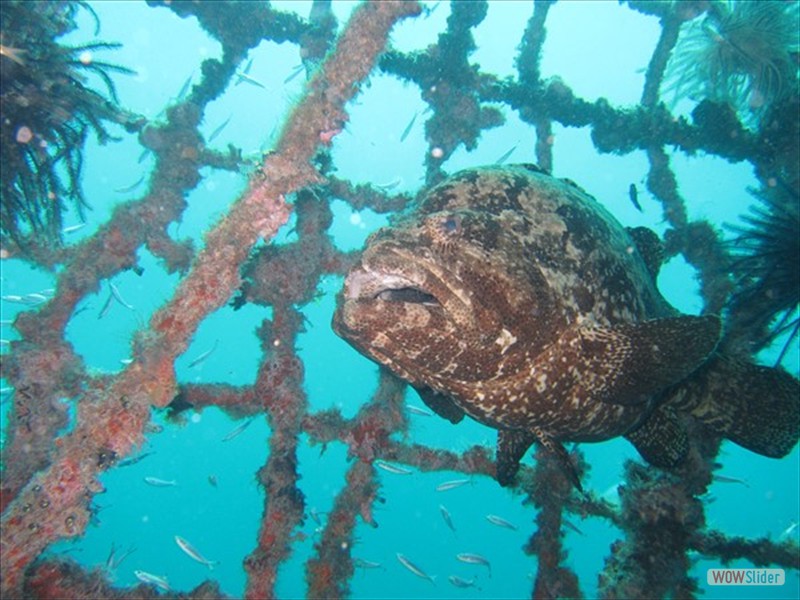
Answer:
[332, 164, 799, 487]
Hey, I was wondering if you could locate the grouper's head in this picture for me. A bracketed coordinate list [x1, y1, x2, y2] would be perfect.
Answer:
[332, 169, 559, 393]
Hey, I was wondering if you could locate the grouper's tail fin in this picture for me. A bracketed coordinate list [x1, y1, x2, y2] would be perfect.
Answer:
[669, 354, 799, 458]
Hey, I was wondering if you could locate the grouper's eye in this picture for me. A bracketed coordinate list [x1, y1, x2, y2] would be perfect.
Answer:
[442, 214, 462, 234]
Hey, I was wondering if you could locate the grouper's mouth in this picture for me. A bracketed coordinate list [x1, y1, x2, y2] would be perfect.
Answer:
[343, 269, 440, 306]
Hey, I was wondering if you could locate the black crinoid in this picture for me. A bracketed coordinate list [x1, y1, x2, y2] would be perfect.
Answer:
[0, 0, 140, 250]
[726, 180, 800, 365]
[662, 0, 799, 128]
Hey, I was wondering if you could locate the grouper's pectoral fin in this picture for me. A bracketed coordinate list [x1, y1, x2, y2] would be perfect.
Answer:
[624, 404, 689, 467]
[412, 385, 465, 424]
[576, 315, 721, 406]
[496, 429, 536, 486]
[496, 427, 583, 493]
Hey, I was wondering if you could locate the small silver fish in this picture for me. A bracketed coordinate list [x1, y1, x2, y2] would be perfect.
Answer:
[407, 405, 432, 417]
[712, 474, 749, 487]
[222, 417, 254, 442]
[448, 575, 479, 589]
[118, 452, 153, 468]
[354, 558, 382, 569]
[207, 116, 232, 143]
[98, 292, 114, 319]
[486, 514, 517, 530]
[137, 148, 152, 164]
[134, 569, 170, 591]
[400, 113, 417, 142]
[780, 521, 798, 539]
[62, 223, 86, 234]
[143, 477, 176, 487]
[175, 535, 218, 569]
[375, 460, 413, 475]
[396, 553, 436, 584]
[235, 70, 267, 89]
[628, 183, 643, 212]
[283, 63, 305, 84]
[106, 542, 136, 571]
[309, 507, 324, 526]
[375, 177, 403, 191]
[424, 1, 441, 19]
[109, 282, 134, 310]
[435, 478, 471, 492]
[2, 294, 45, 306]
[456, 552, 491, 576]
[563, 519, 585, 536]
[114, 175, 145, 194]
[176, 73, 193, 100]
[236, 58, 254, 86]
[494, 144, 517, 165]
[439, 504, 456, 533]
[188, 340, 219, 368]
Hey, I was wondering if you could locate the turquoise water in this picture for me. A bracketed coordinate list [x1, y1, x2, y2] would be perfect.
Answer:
[1, 1, 798, 598]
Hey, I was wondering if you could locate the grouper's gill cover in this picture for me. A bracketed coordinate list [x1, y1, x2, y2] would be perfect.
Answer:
[333, 164, 800, 487]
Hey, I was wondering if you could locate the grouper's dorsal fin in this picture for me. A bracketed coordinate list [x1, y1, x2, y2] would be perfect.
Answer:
[624, 404, 689, 467]
[573, 315, 721, 406]
[413, 385, 465, 424]
[626, 226, 664, 280]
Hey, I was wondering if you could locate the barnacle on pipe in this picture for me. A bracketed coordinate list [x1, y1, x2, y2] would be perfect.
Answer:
[0, 0, 138, 250]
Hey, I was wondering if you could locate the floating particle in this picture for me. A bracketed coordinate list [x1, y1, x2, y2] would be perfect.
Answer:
[15, 126, 33, 144]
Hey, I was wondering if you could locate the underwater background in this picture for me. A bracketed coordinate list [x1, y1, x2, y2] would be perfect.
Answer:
[1, 1, 798, 598]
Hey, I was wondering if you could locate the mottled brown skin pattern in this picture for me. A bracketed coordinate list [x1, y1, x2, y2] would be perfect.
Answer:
[333, 165, 798, 486]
